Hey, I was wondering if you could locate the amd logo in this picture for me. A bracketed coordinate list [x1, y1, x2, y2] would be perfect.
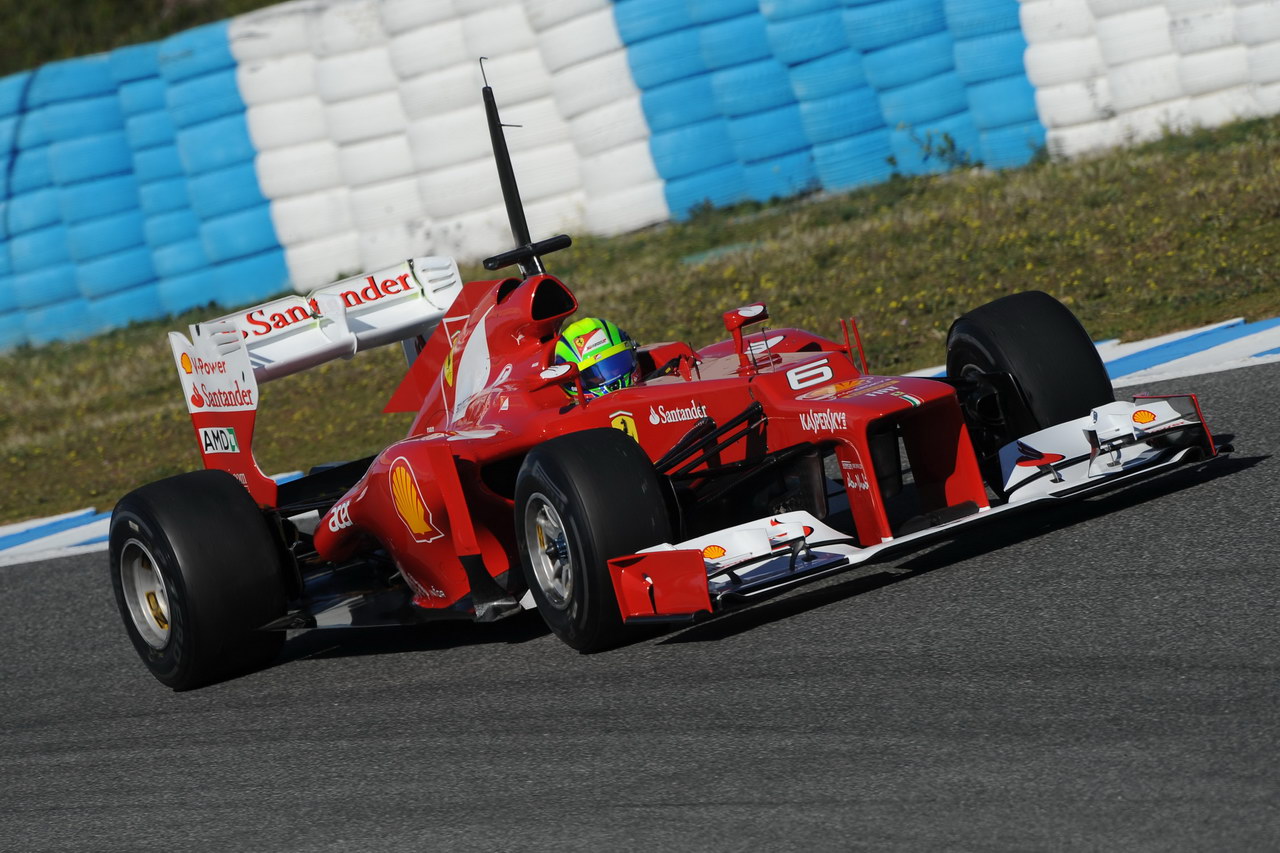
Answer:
[198, 427, 240, 454]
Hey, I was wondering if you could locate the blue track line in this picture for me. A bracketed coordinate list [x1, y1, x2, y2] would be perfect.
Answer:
[0, 510, 111, 552]
[1105, 318, 1280, 378]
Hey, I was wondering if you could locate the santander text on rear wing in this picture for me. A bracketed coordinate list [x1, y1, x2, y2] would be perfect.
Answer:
[166, 256, 464, 505]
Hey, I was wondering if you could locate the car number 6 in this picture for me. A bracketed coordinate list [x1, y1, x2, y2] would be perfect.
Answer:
[786, 358, 834, 390]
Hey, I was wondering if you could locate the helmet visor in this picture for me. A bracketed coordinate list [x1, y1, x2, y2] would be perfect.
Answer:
[580, 348, 637, 394]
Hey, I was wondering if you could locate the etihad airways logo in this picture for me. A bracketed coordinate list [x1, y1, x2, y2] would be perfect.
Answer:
[798, 409, 848, 433]
[648, 400, 708, 425]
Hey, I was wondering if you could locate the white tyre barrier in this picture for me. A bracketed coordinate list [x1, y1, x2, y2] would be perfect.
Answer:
[228, 4, 313, 62]
[1179, 44, 1250, 95]
[348, 175, 426, 229]
[247, 96, 328, 150]
[551, 51, 637, 119]
[536, 7, 624, 72]
[510, 143, 582, 203]
[236, 54, 317, 106]
[389, 20, 467, 79]
[339, 134, 416, 186]
[432, 205, 507, 261]
[524, 191, 586, 238]
[568, 96, 650, 157]
[358, 220, 431, 271]
[417, 159, 505, 218]
[326, 90, 407, 145]
[1085, 0, 1153, 17]
[580, 140, 660, 197]
[313, 0, 386, 57]
[407, 105, 488, 171]
[1188, 85, 1261, 124]
[1170, 8, 1237, 55]
[284, 231, 362, 292]
[256, 140, 343, 198]
[1233, 1, 1280, 46]
[1254, 81, 1280, 114]
[1108, 55, 1183, 111]
[1035, 79, 1114, 128]
[478, 50, 553, 106]
[316, 47, 397, 103]
[1024, 38, 1108, 87]
[462, 5, 538, 55]
[1097, 7, 1174, 66]
[1113, 97, 1191, 142]
[1046, 118, 1119, 157]
[270, 187, 354, 246]
[1019, 0, 1096, 43]
[379, 0, 457, 35]
[526, 0, 609, 31]
[399, 64, 479, 120]
[1251, 42, 1280, 85]
[501, 97, 572, 152]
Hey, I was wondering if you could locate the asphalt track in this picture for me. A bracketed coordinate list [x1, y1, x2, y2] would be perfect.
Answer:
[3, 363, 1277, 851]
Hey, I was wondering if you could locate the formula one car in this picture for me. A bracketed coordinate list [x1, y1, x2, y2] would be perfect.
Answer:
[109, 80, 1229, 690]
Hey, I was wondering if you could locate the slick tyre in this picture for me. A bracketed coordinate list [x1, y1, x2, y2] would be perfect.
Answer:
[947, 290, 1114, 449]
[516, 429, 672, 653]
[109, 469, 286, 690]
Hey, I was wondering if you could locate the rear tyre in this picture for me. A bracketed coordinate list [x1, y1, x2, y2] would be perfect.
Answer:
[515, 428, 672, 652]
[109, 470, 286, 690]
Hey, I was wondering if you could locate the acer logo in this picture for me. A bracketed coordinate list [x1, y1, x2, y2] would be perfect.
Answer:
[240, 273, 412, 338]
[327, 500, 353, 533]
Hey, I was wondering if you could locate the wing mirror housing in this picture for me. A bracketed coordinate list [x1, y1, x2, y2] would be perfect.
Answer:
[723, 303, 769, 371]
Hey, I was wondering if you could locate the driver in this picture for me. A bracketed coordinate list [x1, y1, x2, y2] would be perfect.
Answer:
[553, 317, 640, 398]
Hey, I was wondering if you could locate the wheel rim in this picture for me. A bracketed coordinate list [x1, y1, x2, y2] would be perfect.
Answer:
[524, 493, 574, 610]
[119, 538, 171, 650]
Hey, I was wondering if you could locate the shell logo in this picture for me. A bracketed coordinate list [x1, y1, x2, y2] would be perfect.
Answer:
[1133, 409, 1157, 424]
[702, 544, 727, 560]
[389, 457, 443, 543]
[180, 353, 193, 374]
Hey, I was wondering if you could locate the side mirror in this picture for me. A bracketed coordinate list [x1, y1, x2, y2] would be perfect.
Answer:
[529, 361, 580, 392]
[723, 303, 769, 372]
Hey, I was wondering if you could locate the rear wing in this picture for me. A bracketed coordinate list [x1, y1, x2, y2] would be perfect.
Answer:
[167, 256, 464, 505]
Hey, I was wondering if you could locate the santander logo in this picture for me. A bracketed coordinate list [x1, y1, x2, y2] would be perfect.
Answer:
[238, 273, 413, 339]
[648, 400, 708, 425]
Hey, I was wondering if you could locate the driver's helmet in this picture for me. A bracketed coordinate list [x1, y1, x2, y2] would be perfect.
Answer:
[553, 317, 639, 398]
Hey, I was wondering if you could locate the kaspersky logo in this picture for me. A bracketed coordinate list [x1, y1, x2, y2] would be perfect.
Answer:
[389, 456, 443, 543]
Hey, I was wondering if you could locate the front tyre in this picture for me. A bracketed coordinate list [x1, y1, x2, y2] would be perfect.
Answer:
[515, 429, 672, 652]
[109, 470, 286, 690]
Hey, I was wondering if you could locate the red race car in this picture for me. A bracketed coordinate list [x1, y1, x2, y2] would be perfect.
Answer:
[109, 81, 1229, 689]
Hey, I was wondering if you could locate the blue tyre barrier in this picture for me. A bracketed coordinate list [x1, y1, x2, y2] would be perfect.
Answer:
[154, 238, 207, 278]
[133, 145, 184, 183]
[0, 114, 16, 148]
[812, 129, 894, 190]
[7, 188, 61, 235]
[28, 56, 115, 106]
[798, 87, 884, 145]
[701, 14, 772, 70]
[126, 111, 177, 150]
[200, 205, 279, 264]
[109, 43, 160, 84]
[641, 75, 718, 133]
[613, 0, 694, 43]
[213, 249, 289, 307]
[0, 71, 33, 115]
[861, 32, 955, 91]
[166, 68, 244, 129]
[158, 268, 216, 315]
[37, 95, 125, 143]
[943, 0, 1020, 40]
[139, 177, 191, 215]
[626, 29, 705, 89]
[157, 22, 234, 83]
[176, 114, 255, 175]
[728, 104, 809, 161]
[980, 120, 1045, 168]
[14, 264, 79, 309]
[23, 297, 95, 344]
[650, 118, 736, 181]
[954, 31, 1028, 84]
[58, 174, 140, 224]
[744, 148, 818, 200]
[119, 78, 166, 115]
[90, 283, 165, 332]
[761, 0, 839, 21]
[789, 50, 867, 101]
[68, 209, 146, 262]
[665, 162, 749, 220]
[144, 208, 200, 248]
[50, 132, 133, 185]
[187, 162, 267, 220]
[690, 0, 761, 24]
[843, 0, 946, 53]
[880, 71, 967, 126]
[967, 75, 1038, 130]
[766, 10, 847, 66]
[712, 59, 796, 117]
[889, 111, 978, 174]
[10, 224, 70, 272]
[77, 245, 156, 298]
[0, 313, 23, 351]
[11, 146, 53, 194]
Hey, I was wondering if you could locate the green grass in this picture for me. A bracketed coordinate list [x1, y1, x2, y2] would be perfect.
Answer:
[2, 116, 1279, 523]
